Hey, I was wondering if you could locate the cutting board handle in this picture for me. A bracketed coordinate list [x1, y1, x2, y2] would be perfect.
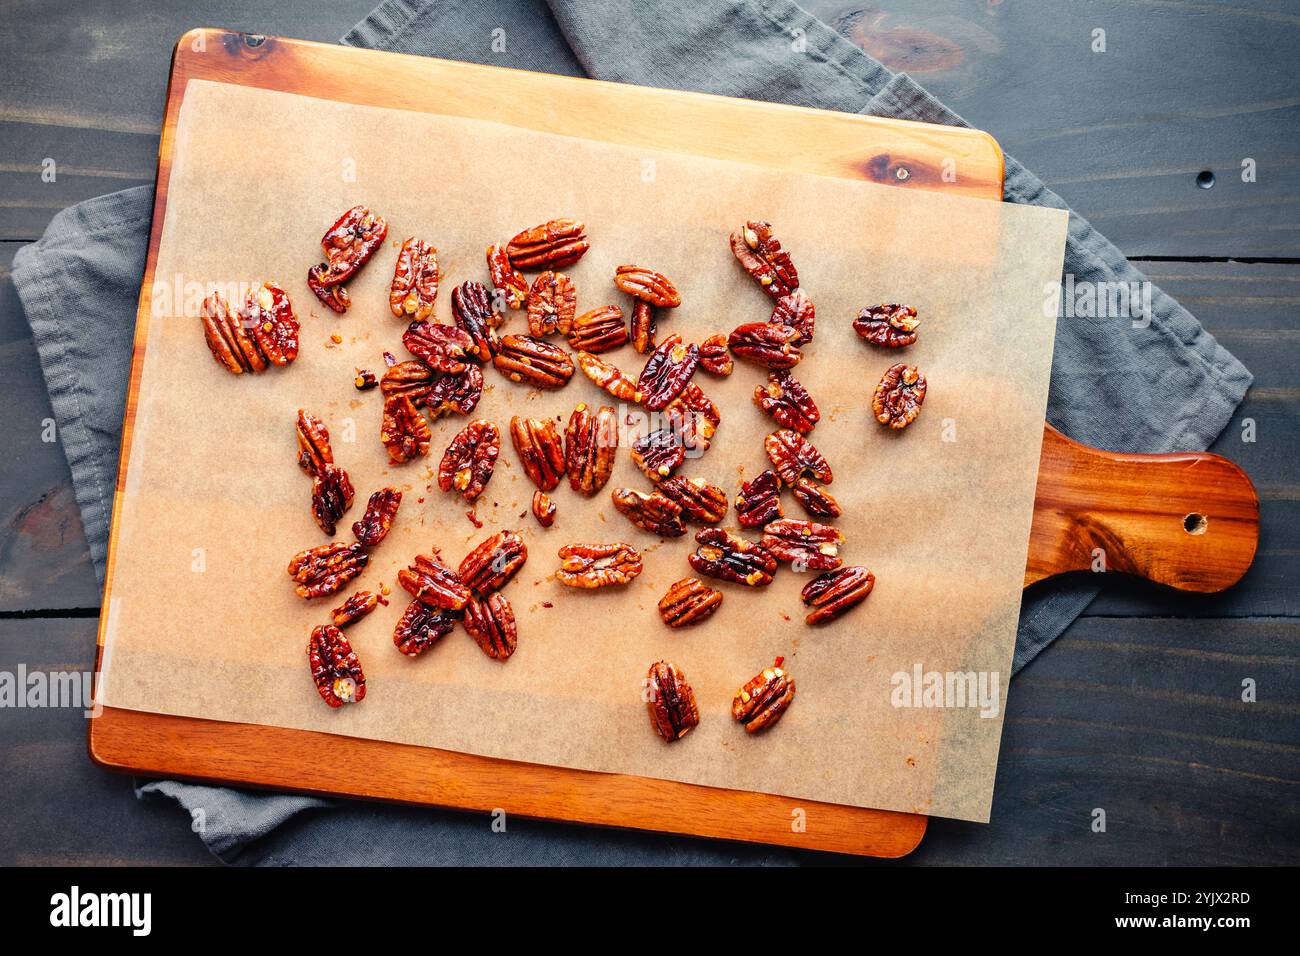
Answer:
[1025, 425, 1259, 592]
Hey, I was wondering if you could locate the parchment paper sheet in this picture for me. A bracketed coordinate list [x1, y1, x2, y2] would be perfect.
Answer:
[99, 80, 1066, 822]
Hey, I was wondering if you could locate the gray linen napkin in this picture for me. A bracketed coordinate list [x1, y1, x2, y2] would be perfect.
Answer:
[11, 0, 1251, 864]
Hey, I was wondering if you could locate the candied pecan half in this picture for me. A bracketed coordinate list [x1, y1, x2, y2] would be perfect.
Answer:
[765, 429, 832, 485]
[451, 280, 502, 361]
[200, 291, 267, 374]
[611, 487, 686, 538]
[398, 551, 471, 611]
[630, 300, 656, 354]
[308, 625, 366, 707]
[646, 660, 699, 742]
[730, 220, 798, 299]
[791, 477, 841, 519]
[663, 381, 720, 449]
[688, 528, 777, 587]
[564, 403, 618, 496]
[735, 470, 784, 528]
[381, 360, 436, 407]
[854, 304, 919, 348]
[506, 218, 589, 270]
[331, 590, 382, 628]
[288, 542, 368, 599]
[753, 370, 819, 434]
[802, 566, 875, 625]
[402, 322, 475, 374]
[493, 334, 575, 389]
[381, 395, 432, 464]
[729, 322, 801, 370]
[393, 599, 457, 656]
[389, 238, 439, 320]
[438, 419, 500, 502]
[463, 592, 518, 660]
[486, 243, 529, 309]
[761, 518, 843, 571]
[872, 364, 927, 430]
[770, 289, 815, 344]
[311, 464, 355, 536]
[658, 475, 728, 524]
[732, 658, 795, 733]
[614, 265, 681, 308]
[295, 409, 333, 477]
[637, 334, 700, 411]
[568, 305, 627, 353]
[308, 263, 350, 314]
[527, 271, 577, 337]
[532, 490, 557, 528]
[352, 488, 401, 546]
[319, 205, 388, 285]
[556, 542, 643, 588]
[658, 578, 722, 629]
[243, 281, 299, 367]
[459, 530, 527, 594]
[698, 334, 733, 376]
[510, 416, 566, 491]
[576, 351, 643, 403]
[425, 363, 484, 419]
[631, 426, 686, 483]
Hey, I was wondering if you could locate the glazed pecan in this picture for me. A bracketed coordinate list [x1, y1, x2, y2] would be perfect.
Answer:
[728, 322, 801, 370]
[200, 291, 267, 374]
[402, 322, 475, 374]
[630, 425, 687, 482]
[730, 220, 798, 299]
[425, 363, 484, 418]
[735, 470, 784, 528]
[381, 360, 436, 407]
[308, 625, 366, 707]
[486, 243, 528, 309]
[438, 419, 500, 502]
[854, 304, 919, 348]
[657, 578, 723, 629]
[688, 528, 777, 587]
[288, 542, 368, 599]
[637, 334, 699, 411]
[614, 265, 681, 308]
[556, 542, 643, 588]
[761, 517, 843, 571]
[331, 590, 382, 628]
[532, 490, 557, 528]
[630, 300, 656, 354]
[802, 566, 875, 625]
[243, 281, 299, 367]
[389, 238, 439, 320]
[398, 551, 471, 611]
[872, 364, 927, 429]
[611, 487, 686, 538]
[458, 530, 527, 594]
[732, 658, 795, 733]
[791, 477, 841, 519]
[567, 305, 627, 353]
[296, 409, 333, 476]
[770, 289, 815, 344]
[308, 263, 350, 314]
[493, 334, 575, 389]
[765, 429, 832, 486]
[564, 403, 618, 496]
[646, 660, 700, 742]
[311, 464, 355, 537]
[753, 370, 819, 433]
[657, 475, 728, 524]
[527, 271, 577, 337]
[381, 395, 432, 464]
[451, 281, 502, 361]
[463, 592, 518, 660]
[698, 334, 733, 376]
[663, 381, 720, 449]
[393, 599, 457, 656]
[318, 204, 388, 285]
[576, 351, 643, 403]
[352, 488, 401, 547]
[510, 416, 566, 491]
[506, 219, 589, 270]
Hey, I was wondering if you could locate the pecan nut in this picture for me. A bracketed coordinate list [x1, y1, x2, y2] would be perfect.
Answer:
[244, 281, 300, 367]
[402, 322, 475, 374]
[381, 395, 432, 464]
[308, 625, 367, 707]
[510, 416, 566, 491]
[770, 289, 815, 344]
[295, 409, 333, 476]
[698, 334, 733, 376]
[646, 660, 700, 742]
[531, 490, 557, 528]
[438, 419, 500, 502]
[451, 281, 503, 360]
[730, 220, 798, 299]
[308, 263, 350, 314]
[526, 270, 577, 337]
[636, 334, 700, 411]
[576, 351, 643, 403]
[200, 290, 268, 374]
[486, 243, 529, 309]
[687, 528, 777, 587]
[760, 517, 843, 571]
[611, 487, 686, 538]
[567, 305, 627, 353]
[753, 370, 819, 433]
[657, 475, 728, 525]
[765, 429, 832, 485]
[288, 542, 368, 599]
[791, 477, 841, 519]
[458, 530, 528, 594]
[393, 599, 457, 656]
[732, 658, 795, 733]
[663, 382, 720, 451]
[493, 334, 575, 389]
[352, 488, 401, 547]
[657, 578, 722, 629]
[614, 265, 681, 308]
[318, 204, 388, 285]
[802, 566, 875, 625]
[389, 237, 439, 320]
[311, 464, 355, 536]
[630, 425, 687, 482]
[331, 590, 382, 628]
[564, 403, 619, 496]
[735, 470, 784, 528]
[425, 363, 484, 419]
[398, 551, 471, 611]
[380, 360, 436, 406]
[872, 363, 927, 429]
[728, 322, 801, 370]
[854, 304, 919, 348]
[506, 218, 589, 270]
[556, 542, 643, 588]
[630, 300, 657, 354]
[463, 592, 518, 660]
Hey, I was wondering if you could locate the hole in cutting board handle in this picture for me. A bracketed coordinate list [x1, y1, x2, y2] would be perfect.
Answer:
[1184, 512, 1209, 535]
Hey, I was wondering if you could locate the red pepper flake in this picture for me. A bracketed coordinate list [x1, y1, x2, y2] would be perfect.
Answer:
[466, 509, 483, 528]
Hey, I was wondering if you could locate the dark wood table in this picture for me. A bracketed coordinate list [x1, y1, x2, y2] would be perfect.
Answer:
[1, 1, 1296, 865]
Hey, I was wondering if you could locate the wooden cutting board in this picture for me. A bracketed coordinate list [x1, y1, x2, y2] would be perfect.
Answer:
[88, 30, 1259, 859]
